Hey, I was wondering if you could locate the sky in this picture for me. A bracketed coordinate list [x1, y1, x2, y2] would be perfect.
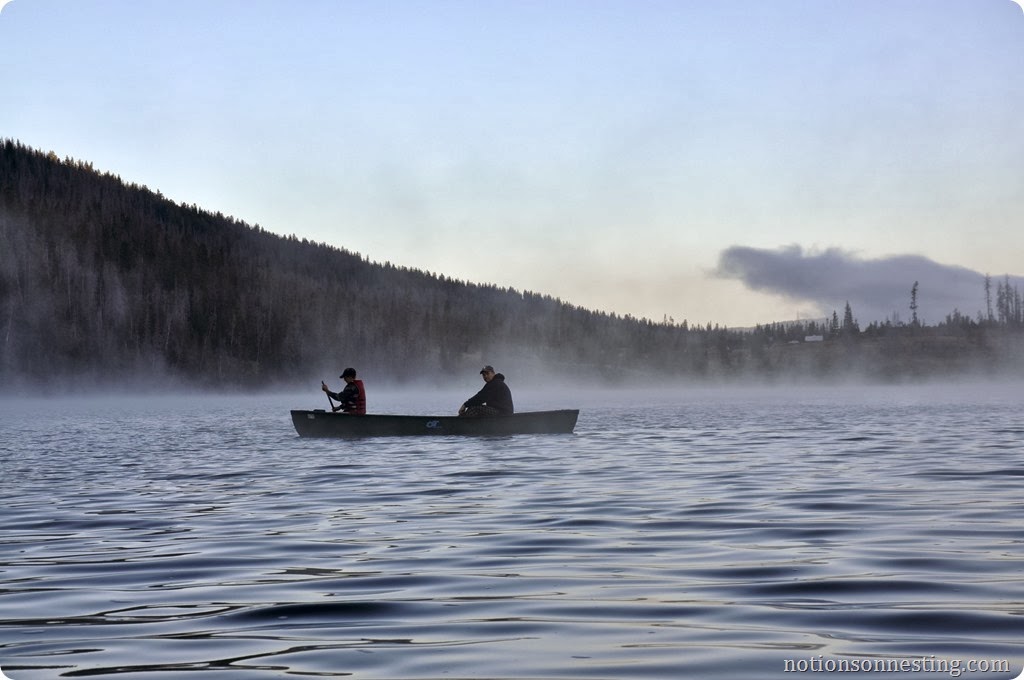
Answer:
[1, 1, 1022, 328]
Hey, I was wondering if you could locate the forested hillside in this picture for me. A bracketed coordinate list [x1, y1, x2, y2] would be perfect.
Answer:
[0, 141, 703, 389]
[1, 140, 1021, 390]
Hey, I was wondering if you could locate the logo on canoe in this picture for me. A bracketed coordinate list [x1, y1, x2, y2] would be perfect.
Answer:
[425, 420, 442, 429]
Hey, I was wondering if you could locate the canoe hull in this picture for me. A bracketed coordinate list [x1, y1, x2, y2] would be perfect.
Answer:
[290, 409, 579, 438]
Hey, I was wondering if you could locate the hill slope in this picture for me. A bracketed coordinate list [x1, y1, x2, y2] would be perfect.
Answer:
[0, 141, 702, 389]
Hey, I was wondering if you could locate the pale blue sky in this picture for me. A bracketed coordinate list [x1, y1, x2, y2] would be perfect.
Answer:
[2, 1, 1022, 326]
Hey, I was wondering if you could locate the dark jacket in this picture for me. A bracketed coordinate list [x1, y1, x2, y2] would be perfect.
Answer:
[463, 373, 514, 415]
[327, 379, 366, 414]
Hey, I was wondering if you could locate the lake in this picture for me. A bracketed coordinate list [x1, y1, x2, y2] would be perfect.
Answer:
[2, 384, 1023, 679]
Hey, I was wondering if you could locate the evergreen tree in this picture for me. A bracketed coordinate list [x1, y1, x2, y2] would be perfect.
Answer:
[910, 281, 919, 327]
[985, 273, 993, 323]
[841, 301, 858, 335]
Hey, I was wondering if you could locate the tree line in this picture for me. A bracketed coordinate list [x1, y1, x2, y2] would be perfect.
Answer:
[1, 140, 1022, 390]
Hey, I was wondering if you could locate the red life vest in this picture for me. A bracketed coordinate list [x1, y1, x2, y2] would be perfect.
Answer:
[351, 379, 367, 415]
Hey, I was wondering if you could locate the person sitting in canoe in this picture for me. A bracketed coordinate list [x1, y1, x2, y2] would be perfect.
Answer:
[322, 367, 366, 414]
[459, 365, 514, 417]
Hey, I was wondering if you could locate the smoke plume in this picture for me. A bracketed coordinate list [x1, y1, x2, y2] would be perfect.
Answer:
[715, 245, 1022, 325]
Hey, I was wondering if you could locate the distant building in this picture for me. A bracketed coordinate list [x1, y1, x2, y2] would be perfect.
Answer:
[804, 335, 824, 342]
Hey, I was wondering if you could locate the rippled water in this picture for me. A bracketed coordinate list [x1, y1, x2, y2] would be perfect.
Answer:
[2, 385, 1023, 679]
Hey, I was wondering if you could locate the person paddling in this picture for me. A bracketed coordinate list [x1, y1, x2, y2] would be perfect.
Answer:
[322, 367, 367, 414]
[459, 365, 513, 417]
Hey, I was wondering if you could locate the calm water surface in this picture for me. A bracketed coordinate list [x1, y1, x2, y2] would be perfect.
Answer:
[2, 385, 1023, 679]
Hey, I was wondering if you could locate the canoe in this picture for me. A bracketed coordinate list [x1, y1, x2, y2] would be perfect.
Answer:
[291, 409, 579, 438]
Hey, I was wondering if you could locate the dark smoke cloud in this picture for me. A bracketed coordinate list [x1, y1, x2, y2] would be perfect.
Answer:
[715, 245, 1022, 325]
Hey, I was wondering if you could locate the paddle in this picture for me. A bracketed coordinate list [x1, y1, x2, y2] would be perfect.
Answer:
[322, 380, 339, 412]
